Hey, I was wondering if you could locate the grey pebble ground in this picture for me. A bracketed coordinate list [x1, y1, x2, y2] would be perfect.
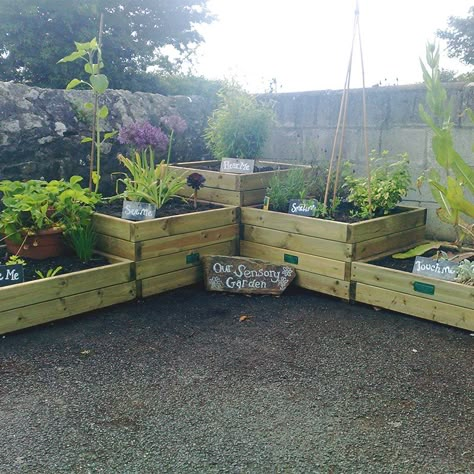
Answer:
[0, 285, 473, 473]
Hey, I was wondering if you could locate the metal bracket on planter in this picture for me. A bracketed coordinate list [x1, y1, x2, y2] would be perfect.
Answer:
[413, 281, 435, 295]
[186, 252, 200, 264]
[284, 254, 299, 265]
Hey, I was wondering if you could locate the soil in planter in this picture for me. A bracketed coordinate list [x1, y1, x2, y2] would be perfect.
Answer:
[96, 198, 222, 219]
[0, 253, 109, 283]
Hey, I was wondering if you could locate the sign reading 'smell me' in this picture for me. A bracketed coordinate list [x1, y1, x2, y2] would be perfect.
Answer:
[220, 158, 255, 174]
[412, 256, 459, 281]
[0, 264, 25, 287]
[121, 201, 156, 221]
[202, 256, 296, 295]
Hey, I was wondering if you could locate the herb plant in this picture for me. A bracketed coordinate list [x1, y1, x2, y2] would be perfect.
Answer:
[455, 259, 474, 286]
[6, 255, 26, 266]
[65, 222, 97, 262]
[204, 84, 275, 159]
[343, 150, 411, 219]
[266, 168, 309, 212]
[35, 266, 63, 279]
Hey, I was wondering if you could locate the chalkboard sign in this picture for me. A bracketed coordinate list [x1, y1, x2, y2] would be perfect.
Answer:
[288, 199, 319, 216]
[412, 256, 458, 281]
[121, 201, 156, 221]
[220, 158, 255, 174]
[202, 255, 296, 295]
[0, 264, 25, 287]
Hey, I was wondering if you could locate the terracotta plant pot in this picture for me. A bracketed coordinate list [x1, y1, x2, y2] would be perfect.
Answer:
[5, 227, 68, 259]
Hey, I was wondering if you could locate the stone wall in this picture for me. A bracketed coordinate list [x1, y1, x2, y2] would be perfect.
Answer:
[1, 81, 473, 239]
[260, 84, 474, 240]
[0, 82, 213, 195]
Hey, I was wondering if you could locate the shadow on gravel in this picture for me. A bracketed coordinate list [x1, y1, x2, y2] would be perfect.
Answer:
[1, 285, 473, 473]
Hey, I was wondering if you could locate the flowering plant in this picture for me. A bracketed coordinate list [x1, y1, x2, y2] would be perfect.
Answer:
[115, 117, 188, 209]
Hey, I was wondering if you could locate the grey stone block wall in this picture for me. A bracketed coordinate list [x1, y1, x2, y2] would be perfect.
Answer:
[1, 81, 473, 240]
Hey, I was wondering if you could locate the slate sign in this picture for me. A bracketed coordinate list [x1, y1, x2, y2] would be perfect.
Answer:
[220, 158, 255, 174]
[412, 256, 458, 281]
[202, 255, 296, 295]
[0, 264, 25, 287]
[121, 201, 156, 221]
[288, 199, 319, 216]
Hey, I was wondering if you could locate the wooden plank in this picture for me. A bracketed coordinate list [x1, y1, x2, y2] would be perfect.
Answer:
[241, 189, 267, 206]
[95, 233, 137, 260]
[352, 261, 474, 310]
[355, 282, 474, 331]
[133, 206, 238, 241]
[136, 239, 238, 280]
[0, 260, 134, 313]
[141, 266, 202, 298]
[168, 164, 239, 189]
[348, 207, 427, 243]
[176, 186, 242, 206]
[241, 207, 349, 242]
[353, 226, 426, 260]
[140, 224, 239, 260]
[0, 282, 136, 335]
[92, 212, 134, 241]
[295, 269, 350, 300]
[241, 240, 348, 280]
[243, 225, 352, 261]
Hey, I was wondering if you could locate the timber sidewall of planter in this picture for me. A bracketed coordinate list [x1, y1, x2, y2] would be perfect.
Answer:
[169, 160, 311, 206]
[352, 254, 474, 332]
[240, 206, 427, 301]
[93, 206, 240, 298]
[0, 252, 136, 335]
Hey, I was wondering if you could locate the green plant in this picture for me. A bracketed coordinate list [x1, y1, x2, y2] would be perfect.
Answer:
[455, 259, 474, 285]
[65, 222, 97, 263]
[343, 150, 411, 219]
[418, 42, 474, 248]
[6, 255, 26, 266]
[204, 84, 275, 159]
[266, 168, 309, 212]
[35, 266, 63, 279]
[58, 37, 117, 192]
[0, 176, 100, 245]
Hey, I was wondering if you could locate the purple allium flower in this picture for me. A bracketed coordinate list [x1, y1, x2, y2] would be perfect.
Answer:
[118, 121, 169, 152]
[161, 115, 187, 134]
[187, 172, 206, 190]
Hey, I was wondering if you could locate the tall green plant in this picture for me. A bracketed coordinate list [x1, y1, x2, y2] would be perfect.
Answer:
[58, 35, 117, 193]
[419, 42, 474, 247]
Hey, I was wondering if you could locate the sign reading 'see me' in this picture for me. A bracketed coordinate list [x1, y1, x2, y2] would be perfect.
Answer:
[220, 158, 255, 174]
[121, 201, 156, 221]
[0, 264, 25, 287]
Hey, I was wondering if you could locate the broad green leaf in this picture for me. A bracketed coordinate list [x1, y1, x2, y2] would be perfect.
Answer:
[85, 63, 101, 75]
[392, 241, 450, 259]
[90, 74, 108, 94]
[69, 176, 83, 185]
[75, 39, 97, 51]
[81, 137, 93, 143]
[98, 105, 109, 119]
[92, 171, 100, 185]
[66, 79, 83, 90]
[58, 51, 85, 63]
[104, 131, 118, 140]
[84, 102, 94, 109]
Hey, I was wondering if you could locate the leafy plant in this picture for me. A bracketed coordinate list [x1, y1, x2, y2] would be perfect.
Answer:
[58, 37, 117, 192]
[455, 259, 474, 285]
[115, 119, 188, 209]
[6, 255, 26, 266]
[266, 168, 309, 212]
[204, 84, 275, 159]
[343, 150, 411, 219]
[419, 42, 474, 248]
[65, 222, 97, 263]
[35, 266, 63, 279]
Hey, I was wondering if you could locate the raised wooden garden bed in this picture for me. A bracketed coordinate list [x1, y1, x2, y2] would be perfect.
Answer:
[352, 249, 474, 331]
[240, 206, 427, 300]
[169, 160, 311, 206]
[93, 206, 239, 298]
[0, 253, 135, 335]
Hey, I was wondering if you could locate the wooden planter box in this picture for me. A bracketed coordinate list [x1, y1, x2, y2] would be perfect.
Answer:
[352, 250, 474, 331]
[0, 253, 135, 335]
[240, 206, 427, 300]
[93, 206, 239, 298]
[169, 160, 310, 206]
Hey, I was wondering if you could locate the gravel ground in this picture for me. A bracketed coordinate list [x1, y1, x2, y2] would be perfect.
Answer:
[0, 285, 473, 473]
